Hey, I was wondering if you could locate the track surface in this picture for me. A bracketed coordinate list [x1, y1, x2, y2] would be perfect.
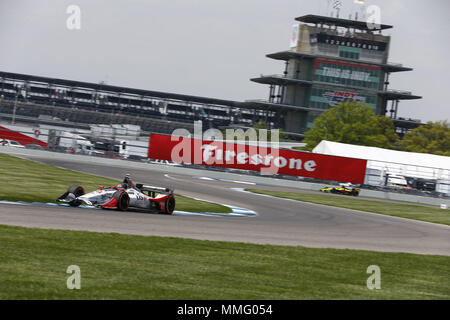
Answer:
[1, 154, 449, 256]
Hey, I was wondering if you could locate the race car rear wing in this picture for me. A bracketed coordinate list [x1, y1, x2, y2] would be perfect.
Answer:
[136, 184, 174, 195]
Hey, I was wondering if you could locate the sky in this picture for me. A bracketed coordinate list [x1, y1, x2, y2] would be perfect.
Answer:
[0, 0, 449, 122]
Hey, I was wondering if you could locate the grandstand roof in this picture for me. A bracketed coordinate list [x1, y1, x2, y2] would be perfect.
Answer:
[240, 100, 324, 113]
[0, 71, 240, 107]
[296, 14, 393, 31]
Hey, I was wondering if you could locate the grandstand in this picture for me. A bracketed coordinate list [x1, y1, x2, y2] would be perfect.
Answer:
[0, 71, 276, 135]
[0, 98, 193, 134]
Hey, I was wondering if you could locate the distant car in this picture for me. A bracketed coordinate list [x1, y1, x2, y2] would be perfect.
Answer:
[126, 154, 148, 161]
[320, 184, 360, 196]
[24, 144, 45, 150]
[387, 175, 408, 188]
[0, 139, 25, 148]
[50, 145, 70, 153]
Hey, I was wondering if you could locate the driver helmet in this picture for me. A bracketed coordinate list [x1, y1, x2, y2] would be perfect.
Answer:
[121, 174, 133, 189]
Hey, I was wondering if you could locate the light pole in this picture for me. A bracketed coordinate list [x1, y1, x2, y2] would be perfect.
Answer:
[12, 86, 21, 125]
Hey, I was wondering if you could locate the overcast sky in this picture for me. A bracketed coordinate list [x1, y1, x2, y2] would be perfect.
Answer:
[0, 0, 449, 122]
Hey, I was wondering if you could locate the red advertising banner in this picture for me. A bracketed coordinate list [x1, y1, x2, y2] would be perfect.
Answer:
[148, 134, 367, 184]
[0, 126, 47, 148]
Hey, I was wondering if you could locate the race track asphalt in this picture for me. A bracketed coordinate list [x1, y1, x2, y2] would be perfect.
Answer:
[0, 153, 449, 256]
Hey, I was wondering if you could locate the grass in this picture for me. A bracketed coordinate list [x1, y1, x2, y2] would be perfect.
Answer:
[0, 224, 448, 299]
[0, 153, 231, 213]
[0, 153, 448, 299]
[246, 189, 450, 226]
[173, 194, 231, 213]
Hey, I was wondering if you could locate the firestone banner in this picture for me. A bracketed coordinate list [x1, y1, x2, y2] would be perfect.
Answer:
[148, 134, 367, 184]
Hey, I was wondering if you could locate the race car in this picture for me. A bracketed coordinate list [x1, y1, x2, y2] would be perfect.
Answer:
[320, 183, 360, 196]
[57, 175, 176, 214]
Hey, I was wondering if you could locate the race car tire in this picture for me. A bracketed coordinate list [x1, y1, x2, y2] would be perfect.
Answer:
[351, 189, 359, 197]
[67, 185, 85, 207]
[163, 195, 176, 215]
[331, 188, 338, 194]
[113, 190, 130, 211]
[68, 185, 85, 197]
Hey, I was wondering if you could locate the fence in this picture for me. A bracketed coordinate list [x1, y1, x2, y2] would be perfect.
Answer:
[365, 160, 450, 196]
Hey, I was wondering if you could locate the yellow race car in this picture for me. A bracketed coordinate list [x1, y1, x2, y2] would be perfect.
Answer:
[320, 185, 360, 196]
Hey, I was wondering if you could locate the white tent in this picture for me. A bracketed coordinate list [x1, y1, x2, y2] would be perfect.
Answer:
[312, 141, 450, 194]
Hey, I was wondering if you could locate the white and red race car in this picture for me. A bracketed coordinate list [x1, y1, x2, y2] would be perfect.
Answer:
[57, 175, 176, 214]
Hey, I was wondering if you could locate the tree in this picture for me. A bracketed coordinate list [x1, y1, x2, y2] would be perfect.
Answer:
[302, 101, 398, 151]
[398, 121, 450, 156]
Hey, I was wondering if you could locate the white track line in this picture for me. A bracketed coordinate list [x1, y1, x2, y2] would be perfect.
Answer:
[0, 199, 257, 218]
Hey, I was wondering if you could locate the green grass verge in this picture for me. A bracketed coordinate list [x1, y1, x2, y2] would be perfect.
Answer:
[246, 189, 450, 226]
[173, 194, 231, 213]
[0, 225, 448, 299]
[0, 153, 231, 213]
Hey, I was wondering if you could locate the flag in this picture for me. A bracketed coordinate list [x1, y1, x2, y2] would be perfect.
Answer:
[290, 24, 299, 48]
